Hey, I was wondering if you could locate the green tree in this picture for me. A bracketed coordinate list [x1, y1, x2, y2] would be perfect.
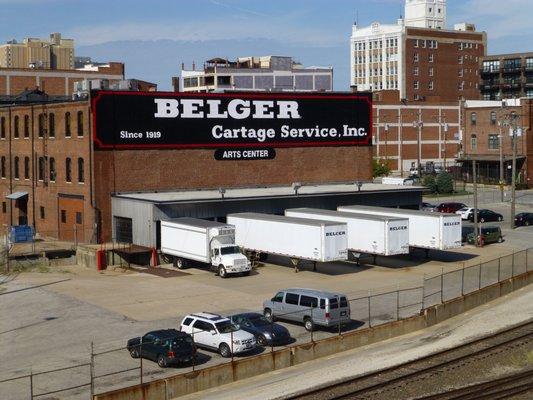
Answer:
[373, 159, 391, 178]
[436, 172, 454, 194]
[422, 174, 437, 193]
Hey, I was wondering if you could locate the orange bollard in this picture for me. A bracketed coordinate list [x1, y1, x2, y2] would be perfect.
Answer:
[150, 247, 159, 267]
[97, 249, 107, 271]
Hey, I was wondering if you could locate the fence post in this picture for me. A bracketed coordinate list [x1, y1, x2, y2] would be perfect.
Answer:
[74, 224, 78, 248]
[422, 274, 426, 309]
[192, 330, 195, 372]
[30, 369, 34, 400]
[461, 267, 465, 296]
[367, 290, 371, 328]
[478, 263, 482, 290]
[512, 252, 515, 277]
[90, 341, 95, 398]
[139, 339, 143, 386]
[270, 318, 274, 353]
[310, 306, 314, 343]
[498, 258, 501, 282]
[440, 267, 444, 304]
[231, 329, 234, 363]
[396, 284, 400, 321]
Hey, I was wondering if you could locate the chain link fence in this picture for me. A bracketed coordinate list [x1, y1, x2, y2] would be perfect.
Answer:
[1, 247, 532, 399]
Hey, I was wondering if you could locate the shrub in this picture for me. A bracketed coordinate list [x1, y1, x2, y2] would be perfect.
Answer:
[373, 159, 391, 178]
[436, 171, 454, 194]
[422, 174, 437, 193]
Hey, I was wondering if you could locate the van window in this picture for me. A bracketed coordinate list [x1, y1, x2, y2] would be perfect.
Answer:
[300, 295, 318, 308]
[272, 292, 284, 302]
[319, 299, 326, 309]
[329, 298, 339, 309]
[285, 293, 299, 305]
[182, 317, 193, 326]
[193, 320, 214, 331]
[340, 296, 348, 308]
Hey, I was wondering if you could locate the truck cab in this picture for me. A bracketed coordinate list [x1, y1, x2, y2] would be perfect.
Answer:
[210, 244, 251, 278]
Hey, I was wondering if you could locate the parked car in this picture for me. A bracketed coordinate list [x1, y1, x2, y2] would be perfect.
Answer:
[127, 329, 195, 368]
[461, 226, 475, 243]
[229, 312, 291, 346]
[514, 212, 533, 227]
[467, 226, 503, 245]
[180, 312, 256, 358]
[421, 202, 437, 212]
[456, 207, 474, 220]
[468, 209, 503, 223]
[263, 288, 350, 332]
[436, 202, 467, 214]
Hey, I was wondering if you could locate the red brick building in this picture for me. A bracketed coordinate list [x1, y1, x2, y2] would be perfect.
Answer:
[0, 62, 125, 97]
[460, 98, 533, 186]
[1, 92, 374, 243]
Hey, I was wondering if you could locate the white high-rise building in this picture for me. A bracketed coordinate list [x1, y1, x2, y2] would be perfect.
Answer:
[405, 0, 446, 29]
[350, 0, 447, 96]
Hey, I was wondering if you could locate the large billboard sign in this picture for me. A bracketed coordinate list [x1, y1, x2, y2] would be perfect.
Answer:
[91, 91, 372, 150]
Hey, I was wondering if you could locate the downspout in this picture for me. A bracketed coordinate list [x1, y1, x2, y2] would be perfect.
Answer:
[31, 105, 36, 228]
[8, 106, 12, 226]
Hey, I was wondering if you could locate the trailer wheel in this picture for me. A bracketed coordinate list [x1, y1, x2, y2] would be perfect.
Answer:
[173, 257, 186, 269]
[218, 265, 227, 278]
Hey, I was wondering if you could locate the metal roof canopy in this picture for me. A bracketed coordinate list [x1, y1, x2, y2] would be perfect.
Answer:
[6, 191, 28, 200]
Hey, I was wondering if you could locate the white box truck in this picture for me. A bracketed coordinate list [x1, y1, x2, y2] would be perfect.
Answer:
[285, 208, 410, 259]
[160, 218, 251, 278]
[337, 205, 462, 251]
[226, 213, 347, 272]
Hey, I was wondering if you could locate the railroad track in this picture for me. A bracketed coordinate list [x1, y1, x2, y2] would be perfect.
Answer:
[290, 319, 533, 400]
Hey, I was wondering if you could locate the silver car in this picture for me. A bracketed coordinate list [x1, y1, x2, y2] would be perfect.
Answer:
[263, 288, 351, 331]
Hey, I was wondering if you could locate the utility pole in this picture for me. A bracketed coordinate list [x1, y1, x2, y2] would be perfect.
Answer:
[510, 126, 519, 229]
[499, 120, 504, 202]
[473, 159, 479, 247]
[413, 110, 423, 178]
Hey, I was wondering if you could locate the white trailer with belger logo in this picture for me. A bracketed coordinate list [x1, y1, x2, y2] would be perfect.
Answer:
[337, 205, 462, 252]
[284, 208, 410, 261]
[160, 218, 251, 278]
[226, 213, 348, 272]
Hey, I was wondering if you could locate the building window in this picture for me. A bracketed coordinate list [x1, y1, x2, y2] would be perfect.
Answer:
[77, 111, 84, 137]
[78, 157, 84, 183]
[526, 58, 533, 69]
[429, 54, 434, 63]
[414, 66, 419, 76]
[429, 67, 434, 76]
[76, 212, 82, 225]
[488, 134, 499, 149]
[471, 112, 477, 125]
[49, 157, 56, 182]
[38, 157, 45, 181]
[414, 81, 419, 90]
[14, 116, 19, 138]
[429, 81, 434, 90]
[471, 135, 477, 150]
[40, 206, 45, 219]
[459, 69, 463, 77]
[490, 111, 497, 125]
[38, 114, 45, 138]
[421, 40, 426, 48]
[66, 157, 72, 182]
[24, 156, 29, 179]
[61, 209, 66, 223]
[1, 117, 5, 139]
[65, 112, 71, 137]
[49, 113, 55, 138]
[24, 115, 29, 138]
[14, 156, 19, 179]
[414, 39, 419, 48]
[414, 53, 419, 62]
[1, 156, 5, 178]
[2, 202, 6, 213]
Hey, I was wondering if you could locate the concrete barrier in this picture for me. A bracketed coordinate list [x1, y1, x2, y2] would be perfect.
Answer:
[94, 270, 532, 400]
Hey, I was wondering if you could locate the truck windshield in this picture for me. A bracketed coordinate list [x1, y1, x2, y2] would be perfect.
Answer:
[220, 246, 240, 255]
[215, 321, 240, 333]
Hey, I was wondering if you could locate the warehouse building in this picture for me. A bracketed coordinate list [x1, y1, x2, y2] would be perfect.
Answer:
[0, 89, 425, 247]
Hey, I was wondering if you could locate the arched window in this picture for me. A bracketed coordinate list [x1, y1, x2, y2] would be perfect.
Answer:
[14, 156, 20, 179]
[38, 114, 46, 137]
[490, 111, 497, 125]
[49, 157, 56, 181]
[49, 113, 55, 138]
[1, 156, 5, 178]
[66, 157, 72, 182]
[65, 112, 71, 137]
[24, 156, 30, 179]
[14, 116, 19, 138]
[38, 157, 45, 181]
[24, 115, 30, 138]
[77, 111, 84, 137]
[0, 116, 5, 139]
[470, 112, 477, 125]
[77, 157, 84, 183]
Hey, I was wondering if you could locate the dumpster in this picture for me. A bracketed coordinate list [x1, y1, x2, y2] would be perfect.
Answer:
[10, 225, 34, 243]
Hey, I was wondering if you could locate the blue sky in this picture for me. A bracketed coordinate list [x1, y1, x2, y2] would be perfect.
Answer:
[1, 0, 531, 89]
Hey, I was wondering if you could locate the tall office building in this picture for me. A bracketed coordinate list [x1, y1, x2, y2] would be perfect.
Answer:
[350, 0, 486, 102]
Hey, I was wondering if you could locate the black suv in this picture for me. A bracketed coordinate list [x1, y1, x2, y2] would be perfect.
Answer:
[127, 329, 195, 368]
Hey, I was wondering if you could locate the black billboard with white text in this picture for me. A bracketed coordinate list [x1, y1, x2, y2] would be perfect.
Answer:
[91, 91, 372, 149]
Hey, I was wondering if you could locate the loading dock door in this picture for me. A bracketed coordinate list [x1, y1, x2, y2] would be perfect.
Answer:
[114, 217, 133, 243]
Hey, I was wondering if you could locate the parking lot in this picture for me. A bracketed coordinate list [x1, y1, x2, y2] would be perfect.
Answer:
[1, 193, 533, 399]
